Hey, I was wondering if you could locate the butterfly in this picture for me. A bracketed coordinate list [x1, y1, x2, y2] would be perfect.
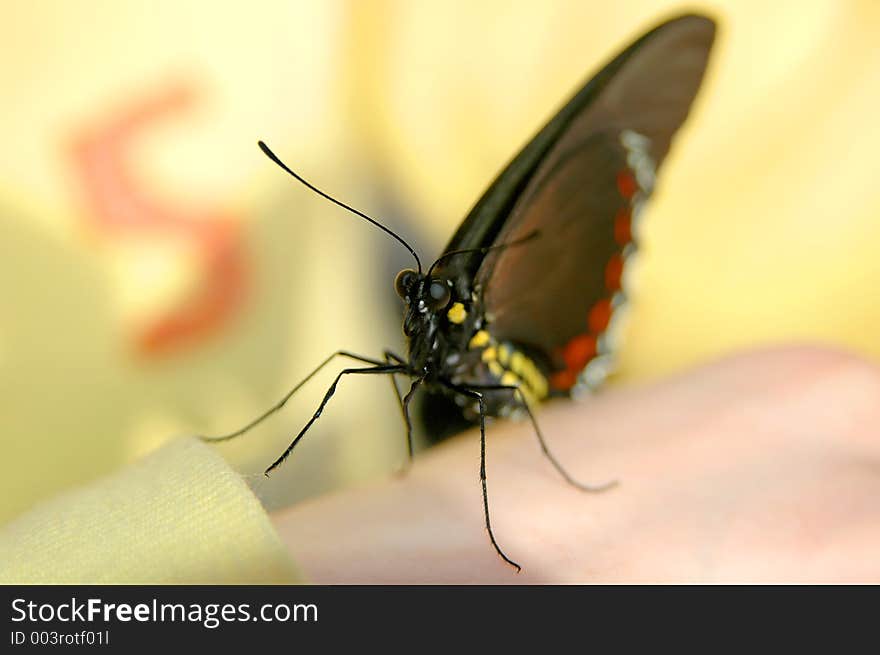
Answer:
[203, 13, 716, 571]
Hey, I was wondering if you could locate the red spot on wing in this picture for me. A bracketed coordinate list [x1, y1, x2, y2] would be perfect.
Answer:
[616, 170, 637, 199]
[605, 253, 623, 291]
[69, 82, 249, 357]
[550, 169, 641, 392]
[562, 334, 597, 372]
[588, 298, 612, 334]
[614, 207, 632, 246]
[550, 368, 578, 391]
[549, 301, 612, 392]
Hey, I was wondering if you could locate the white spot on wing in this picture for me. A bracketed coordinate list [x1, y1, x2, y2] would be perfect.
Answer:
[620, 129, 656, 194]
[580, 353, 615, 390]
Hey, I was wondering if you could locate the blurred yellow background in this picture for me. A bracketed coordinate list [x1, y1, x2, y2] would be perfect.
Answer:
[2, 0, 878, 526]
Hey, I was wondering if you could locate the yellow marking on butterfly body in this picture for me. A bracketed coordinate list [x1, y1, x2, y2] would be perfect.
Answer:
[469, 330, 490, 349]
[508, 350, 549, 399]
[488, 361, 504, 378]
[447, 302, 467, 324]
[510, 351, 526, 374]
[482, 341, 550, 404]
[517, 387, 539, 409]
[466, 331, 550, 404]
[500, 372, 519, 387]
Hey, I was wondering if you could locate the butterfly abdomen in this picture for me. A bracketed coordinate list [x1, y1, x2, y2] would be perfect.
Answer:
[448, 327, 550, 417]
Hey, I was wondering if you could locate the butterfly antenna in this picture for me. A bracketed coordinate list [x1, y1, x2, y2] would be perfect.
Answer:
[258, 140, 422, 274]
[427, 230, 540, 277]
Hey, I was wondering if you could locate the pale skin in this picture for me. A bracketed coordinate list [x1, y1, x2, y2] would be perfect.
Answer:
[270, 345, 880, 583]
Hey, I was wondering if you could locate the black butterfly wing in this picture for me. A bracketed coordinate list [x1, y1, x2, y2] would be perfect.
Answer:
[466, 15, 716, 392]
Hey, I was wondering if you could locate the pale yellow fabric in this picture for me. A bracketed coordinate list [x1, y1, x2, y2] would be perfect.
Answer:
[0, 438, 300, 584]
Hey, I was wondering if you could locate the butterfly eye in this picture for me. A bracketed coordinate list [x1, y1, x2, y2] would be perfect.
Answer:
[427, 279, 452, 310]
[394, 269, 418, 298]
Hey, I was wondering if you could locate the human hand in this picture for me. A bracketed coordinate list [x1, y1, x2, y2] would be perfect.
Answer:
[271, 346, 880, 583]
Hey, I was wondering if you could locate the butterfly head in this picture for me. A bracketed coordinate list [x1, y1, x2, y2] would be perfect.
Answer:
[394, 268, 469, 374]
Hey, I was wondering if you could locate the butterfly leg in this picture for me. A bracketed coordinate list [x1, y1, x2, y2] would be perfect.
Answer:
[383, 349, 420, 471]
[467, 383, 618, 493]
[445, 383, 522, 572]
[264, 363, 405, 476]
[383, 350, 407, 417]
[201, 351, 390, 444]
[399, 377, 423, 474]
